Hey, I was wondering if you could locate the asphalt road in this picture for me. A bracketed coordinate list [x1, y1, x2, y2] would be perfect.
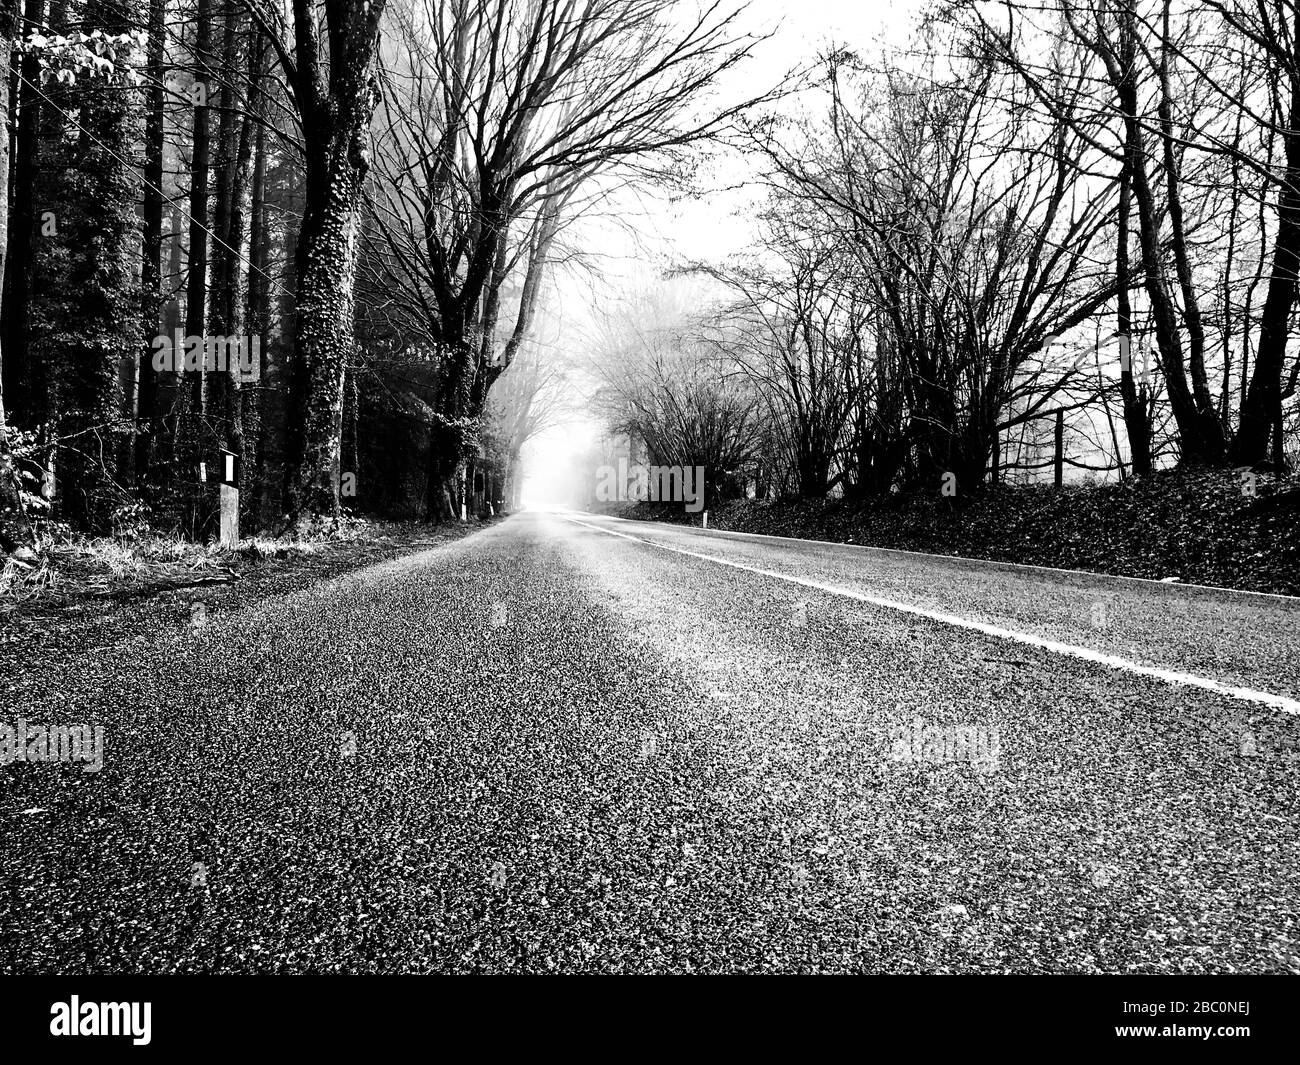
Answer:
[2, 510, 1298, 973]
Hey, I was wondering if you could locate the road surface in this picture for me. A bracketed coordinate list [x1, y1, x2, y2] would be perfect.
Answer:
[2, 510, 1298, 973]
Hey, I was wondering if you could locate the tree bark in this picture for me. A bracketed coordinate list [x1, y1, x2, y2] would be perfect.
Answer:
[1117, 122, 1151, 476]
[186, 0, 212, 383]
[53, 0, 142, 531]
[280, 1, 385, 525]
[0, 0, 33, 550]
[135, 0, 166, 483]
[208, 0, 251, 462]
[1097, 0, 1226, 465]
[1232, 4, 1300, 468]
[0, 0, 44, 430]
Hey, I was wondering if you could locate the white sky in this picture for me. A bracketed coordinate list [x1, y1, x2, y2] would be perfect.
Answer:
[519, 0, 929, 505]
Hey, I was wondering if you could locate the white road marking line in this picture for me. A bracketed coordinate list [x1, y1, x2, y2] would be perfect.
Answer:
[562, 514, 1300, 715]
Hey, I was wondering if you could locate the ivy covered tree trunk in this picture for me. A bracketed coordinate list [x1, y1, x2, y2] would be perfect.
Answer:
[174, 0, 213, 538]
[254, 167, 296, 530]
[1, 0, 45, 430]
[240, 28, 270, 502]
[288, 167, 358, 525]
[0, 0, 34, 551]
[208, 0, 251, 462]
[135, 0, 166, 484]
[286, 134, 366, 522]
[279, 0, 385, 526]
[45, 0, 143, 532]
[0, 418, 29, 552]
[425, 339, 477, 521]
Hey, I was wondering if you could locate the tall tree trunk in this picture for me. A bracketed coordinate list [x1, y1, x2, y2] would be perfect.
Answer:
[281, 1, 385, 524]
[23, 0, 69, 512]
[341, 361, 358, 499]
[0, 0, 33, 551]
[136, 0, 166, 483]
[208, 0, 250, 461]
[184, 0, 212, 411]
[1220, 66, 1249, 432]
[51, 0, 143, 531]
[255, 155, 297, 529]
[286, 135, 364, 522]
[1109, 0, 1225, 465]
[1232, 5, 1300, 468]
[0, 0, 44, 430]
[1117, 127, 1151, 476]
[1156, 0, 1215, 422]
[175, 0, 213, 535]
[241, 28, 269, 509]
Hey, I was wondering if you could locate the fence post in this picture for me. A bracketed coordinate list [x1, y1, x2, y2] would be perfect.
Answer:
[1054, 410, 1064, 488]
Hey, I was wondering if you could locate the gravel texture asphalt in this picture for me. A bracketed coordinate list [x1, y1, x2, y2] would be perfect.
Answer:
[2, 509, 1298, 973]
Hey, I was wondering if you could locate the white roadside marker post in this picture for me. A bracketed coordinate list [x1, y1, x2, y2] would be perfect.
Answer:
[219, 450, 239, 546]
[703, 510, 708, 530]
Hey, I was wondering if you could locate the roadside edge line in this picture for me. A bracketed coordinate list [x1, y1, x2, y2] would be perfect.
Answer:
[562, 514, 1300, 715]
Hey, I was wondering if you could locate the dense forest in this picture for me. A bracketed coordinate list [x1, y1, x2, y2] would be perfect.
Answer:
[0, 0, 766, 552]
[1, 0, 1298, 559]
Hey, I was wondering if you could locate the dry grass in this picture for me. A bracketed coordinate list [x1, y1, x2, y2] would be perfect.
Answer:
[1, 521, 360, 611]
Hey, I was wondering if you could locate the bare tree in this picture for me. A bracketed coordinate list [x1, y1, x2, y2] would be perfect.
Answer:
[698, 193, 864, 497]
[590, 281, 762, 502]
[362, 0, 774, 516]
[757, 44, 1121, 493]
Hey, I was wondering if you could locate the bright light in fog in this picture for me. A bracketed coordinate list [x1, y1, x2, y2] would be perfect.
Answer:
[511, 0, 928, 515]
[519, 419, 600, 509]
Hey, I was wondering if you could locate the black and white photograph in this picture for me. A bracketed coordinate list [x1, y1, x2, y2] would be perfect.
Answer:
[0, 0, 1296, 1044]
